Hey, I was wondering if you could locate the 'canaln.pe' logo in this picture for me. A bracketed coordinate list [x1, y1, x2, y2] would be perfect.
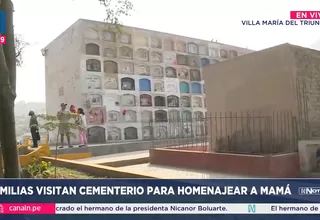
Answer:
[248, 204, 256, 213]
[0, 204, 3, 213]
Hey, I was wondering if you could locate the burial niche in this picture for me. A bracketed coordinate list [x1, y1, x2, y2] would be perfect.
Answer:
[119, 46, 133, 59]
[176, 41, 186, 53]
[180, 96, 191, 107]
[104, 74, 118, 90]
[108, 111, 120, 123]
[164, 39, 175, 51]
[182, 110, 192, 122]
[154, 96, 166, 107]
[187, 56, 200, 67]
[121, 94, 136, 106]
[163, 52, 176, 63]
[103, 31, 115, 42]
[179, 82, 190, 93]
[141, 110, 153, 122]
[165, 67, 177, 78]
[124, 127, 138, 140]
[166, 83, 178, 93]
[151, 66, 163, 77]
[151, 52, 162, 63]
[176, 54, 187, 66]
[85, 43, 100, 56]
[191, 82, 202, 94]
[142, 126, 153, 140]
[123, 110, 137, 122]
[139, 79, 151, 92]
[104, 61, 118, 74]
[107, 127, 121, 141]
[85, 76, 102, 90]
[153, 80, 164, 92]
[167, 95, 179, 107]
[151, 37, 162, 49]
[154, 125, 167, 139]
[199, 45, 208, 56]
[194, 111, 204, 120]
[188, 43, 198, 54]
[178, 68, 189, 80]
[87, 93, 103, 106]
[86, 59, 101, 72]
[220, 49, 228, 59]
[136, 64, 150, 76]
[140, 94, 152, 107]
[136, 49, 149, 61]
[200, 58, 210, 68]
[190, 69, 201, 81]
[169, 110, 180, 121]
[121, 77, 135, 90]
[103, 48, 116, 58]
[192, 96, 203, 107]
[120, 62, 134, 74]
[120, 33, 131, 44]
[155, 110, 168, 122]
[88, 126, 106, 143]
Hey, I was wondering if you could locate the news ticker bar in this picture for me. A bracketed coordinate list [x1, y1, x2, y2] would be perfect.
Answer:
[1, 203, 320, 215]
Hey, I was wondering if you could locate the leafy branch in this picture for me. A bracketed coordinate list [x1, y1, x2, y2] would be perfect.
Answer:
[37, 113, 84, 138]
[15, 34, 29, 67]
[99, 0, 134, 35]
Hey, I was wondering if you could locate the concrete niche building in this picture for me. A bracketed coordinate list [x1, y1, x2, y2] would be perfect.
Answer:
[203, 43, 320, 150]
[44, 19, 252, 143]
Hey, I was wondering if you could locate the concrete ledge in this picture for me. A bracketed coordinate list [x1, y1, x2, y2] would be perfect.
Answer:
[50, 141, 153, 156]
[19, 146, 51, 167]
[50, 139, 206, 157]
[169, 146, 207, 152]
[55, 152, 92, 160]
[150, 148, 300, 178]
[41, 157, 159, 178]
[100, 157, 149, 167]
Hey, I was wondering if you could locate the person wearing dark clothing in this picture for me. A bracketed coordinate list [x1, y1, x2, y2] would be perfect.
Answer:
[29, 111, 39, 148]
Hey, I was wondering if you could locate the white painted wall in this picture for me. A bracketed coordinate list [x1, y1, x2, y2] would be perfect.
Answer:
[44, 20, 83, 144]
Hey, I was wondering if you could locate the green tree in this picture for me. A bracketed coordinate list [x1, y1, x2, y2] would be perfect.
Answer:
[15, 34, 29, 67]
[0, 0, 134, 178]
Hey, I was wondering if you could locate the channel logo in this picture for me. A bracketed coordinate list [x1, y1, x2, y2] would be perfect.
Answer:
[298, 187, 320, 195]
[248, 204, 256, 213]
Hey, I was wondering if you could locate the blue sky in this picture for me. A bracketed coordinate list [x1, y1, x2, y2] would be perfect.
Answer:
[12, 0, 320, 102]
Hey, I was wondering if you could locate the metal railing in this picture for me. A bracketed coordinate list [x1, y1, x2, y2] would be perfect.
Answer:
[148, 111, 298, 155]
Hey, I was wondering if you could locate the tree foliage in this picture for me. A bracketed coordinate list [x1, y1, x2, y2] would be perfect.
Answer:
[15, 34, 29, 67]
[99, 0, 134, 35]
[37, 113, 83, 139]
[0, 0, 134, 178]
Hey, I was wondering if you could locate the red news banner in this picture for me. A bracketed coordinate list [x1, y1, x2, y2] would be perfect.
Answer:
[290, 11, 320, 19]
